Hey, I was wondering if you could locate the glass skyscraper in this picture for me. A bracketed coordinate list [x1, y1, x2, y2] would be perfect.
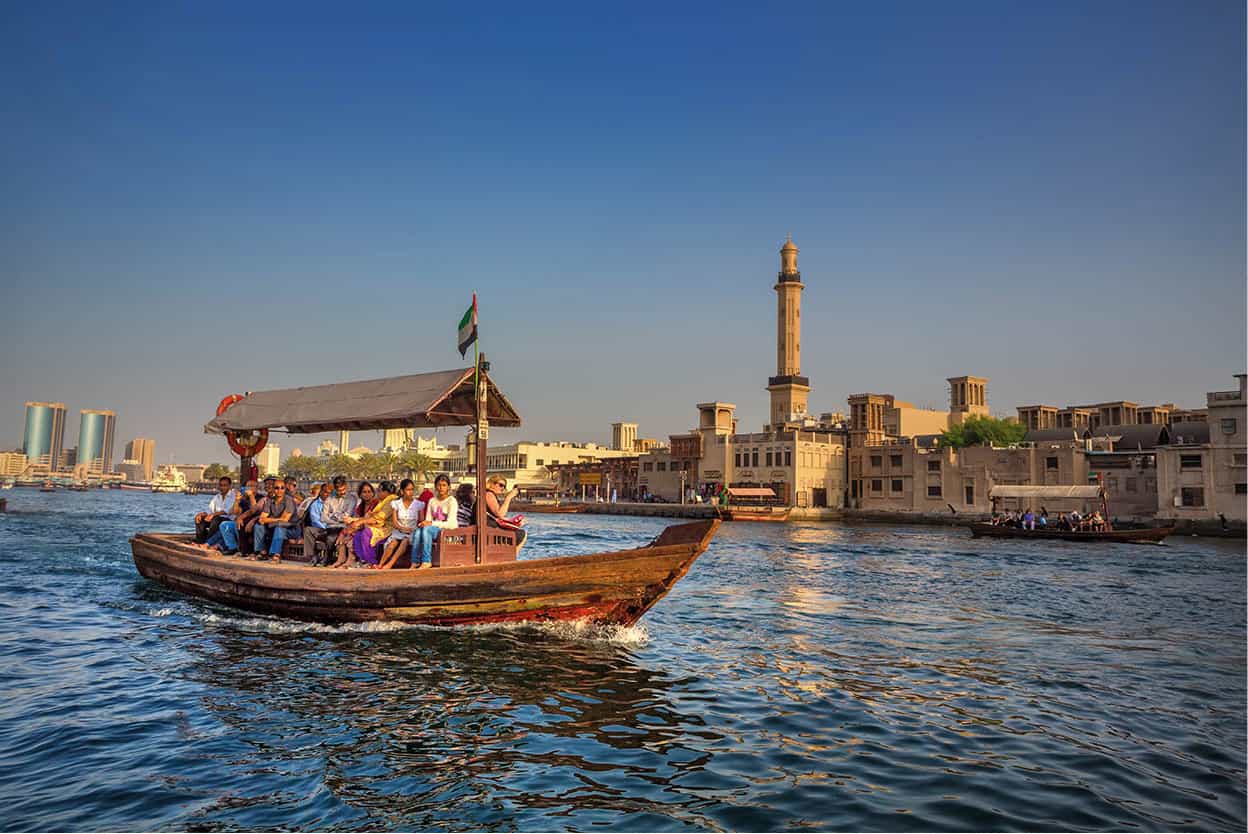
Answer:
[22, 402, 67, 471]
[77, 409, 117, 475]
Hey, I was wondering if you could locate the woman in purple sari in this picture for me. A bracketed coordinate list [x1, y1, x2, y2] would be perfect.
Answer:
[351, 481, 396, 568]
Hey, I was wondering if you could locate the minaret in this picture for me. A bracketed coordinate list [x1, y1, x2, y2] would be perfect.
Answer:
[766, 235, 811, 428]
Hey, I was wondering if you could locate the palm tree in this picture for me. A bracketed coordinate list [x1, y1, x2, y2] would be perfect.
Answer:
[398, 451, 435, 485]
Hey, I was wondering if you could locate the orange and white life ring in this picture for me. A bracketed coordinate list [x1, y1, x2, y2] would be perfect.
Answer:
[217, 394, 268, 458]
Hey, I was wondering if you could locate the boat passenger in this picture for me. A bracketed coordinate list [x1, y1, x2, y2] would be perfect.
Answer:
[1023, 508, 1035, 531]
[195, 476, 237, 543]
[301, 483, 333, 566]
[1037, 511, 1048, 528]
[378, 479, 425, 570]
[455, 483, 475, 527]
[285, 475, 304, 505]
[351, 481, 397, 569]
[253, 480, 299, 561]
[484, 475, 527, 546]
[238, 476, 276, 555]
[412, 474, 459, 569]
[290, 481, 321, 541]
[331, 481, 377, 569]
[205, 478, 259, 555]
[320, 475, 359, 543]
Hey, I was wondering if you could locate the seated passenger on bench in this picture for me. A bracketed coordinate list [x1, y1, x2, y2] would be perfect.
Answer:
[413, 474, 459, 568]
[254, 480, 298, 561]
[483, 475, 526, 547]
[378, 479, 425, 570]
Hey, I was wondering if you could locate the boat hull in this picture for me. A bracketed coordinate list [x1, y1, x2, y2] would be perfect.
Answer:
[968, 522, 1174, 544]
[131, 519, 719, 626]
[721, 507, 790, 522]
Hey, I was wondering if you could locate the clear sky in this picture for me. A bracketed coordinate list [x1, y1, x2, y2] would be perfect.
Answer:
[3, 0, 1244, 465]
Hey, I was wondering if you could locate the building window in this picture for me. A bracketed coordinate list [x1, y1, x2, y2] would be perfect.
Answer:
[891, 479, 903, 493]
[642, 462, 653, 472]
[535, 459, 544, 466]
[1234, 453, 1248, 467]
[890, 454, 902, 467]
[1180, 487, 1204, 507]
[870, 479, 883, 493]
[964, 484, 974, 505]
[1179, 455, 1202, 470]
[1125, 477, 1137, 493]
[1221, 418, 1237, 435]
[1235, 483, 1247, 495]
[785, 450, 792, 467]
[870, 455, 882, 469]
[1046, 456, 1059, 470]
[765, 451, 773, 467]
[1107, 477, 1118, 492]
[752, 452, 759, 467]
[927, 460, 940, 472]
[657, 462, 667, 471]
[735, 452, 742, 467]
[927, 485, 942, 497]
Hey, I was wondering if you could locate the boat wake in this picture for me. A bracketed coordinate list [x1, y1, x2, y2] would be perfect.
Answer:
[147, 605, 650, 645]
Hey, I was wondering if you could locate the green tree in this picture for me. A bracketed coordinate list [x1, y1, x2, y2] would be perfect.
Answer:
[281, 455, 316, 480]
[203, 463, 233, 481]
[938, 415, 1027, 449]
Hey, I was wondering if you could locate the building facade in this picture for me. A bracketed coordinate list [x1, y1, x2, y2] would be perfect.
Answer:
[22, 402, 67, 473]
[611, 422, 638, 452]
[124, 437, 156, 481]
[1155, 374, 1247, 523]
[0, 451, 27, 476]
[256, 444, 281, 476]
[77, 409, 117, 475]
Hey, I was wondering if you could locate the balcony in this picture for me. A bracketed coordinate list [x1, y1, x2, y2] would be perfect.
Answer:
[1207, 390, 1244, 405]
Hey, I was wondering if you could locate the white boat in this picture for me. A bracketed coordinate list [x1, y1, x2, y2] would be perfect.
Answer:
[0, 480, 13, 490]
[150, 466, 188, 493]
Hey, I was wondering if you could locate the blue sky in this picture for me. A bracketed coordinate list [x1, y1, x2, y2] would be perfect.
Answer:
[2, 0, 1244, 464]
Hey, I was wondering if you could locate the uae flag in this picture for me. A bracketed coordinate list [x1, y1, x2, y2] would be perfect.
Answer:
[457, 294, 478, 357]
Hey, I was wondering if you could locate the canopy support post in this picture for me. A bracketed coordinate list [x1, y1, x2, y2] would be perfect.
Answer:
[474, 353, 487, 564]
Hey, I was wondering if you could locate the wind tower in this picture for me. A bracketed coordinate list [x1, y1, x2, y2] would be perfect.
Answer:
[767, 235, 810, 428]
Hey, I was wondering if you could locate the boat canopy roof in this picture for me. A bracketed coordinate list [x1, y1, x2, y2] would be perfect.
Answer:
[204, 367, 521, 434]
[989, 485, 1102, 499]
[727, 487, 777, 498]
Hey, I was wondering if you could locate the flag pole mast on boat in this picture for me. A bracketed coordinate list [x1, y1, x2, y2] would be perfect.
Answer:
[459, 292, 485, 564]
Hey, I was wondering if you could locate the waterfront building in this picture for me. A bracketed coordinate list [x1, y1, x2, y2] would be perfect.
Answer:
[115, 460, 146, 482]
[634, 437, 664, 452]
[256, 444, 281, 476]
[60, 447, 76, 470]
[0, 451, 27, 476]
[22, 402, 67, 473]
[77, 409, 117, 475]
[1169, 407, 1208, 424]
[346, 445, 374, 458]
[636, 239, 847, 507]
[442, 440, 637, 492]
[338, 431, 350, 459]
[947, 376, 989, 425]
[1017, 405, 1059, 431]
[611, 422, 638, 452]
[382, 428, 415, 451]
[316, 439, 338, 457]
[289, 448, 303, 457]
[1155, 374, 1246, 523]
[124, 437, 156, 481]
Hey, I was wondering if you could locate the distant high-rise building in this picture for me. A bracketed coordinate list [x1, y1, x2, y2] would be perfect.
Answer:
[78, 409, 117, 474]
[124, 437, 156, 481]
[339, 431, 350, 458]
[256, 444, 281, 476]
[383, 428, 415, 451]
[22, 402, 67, 471]
[611, 422, 638, 452]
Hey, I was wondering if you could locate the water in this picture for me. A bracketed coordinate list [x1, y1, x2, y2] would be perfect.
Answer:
[0, 490, 1243, 831]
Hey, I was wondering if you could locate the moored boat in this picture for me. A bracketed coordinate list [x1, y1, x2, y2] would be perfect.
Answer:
[150, 466, 188, 493]
[719, 486, 790, 522]
[130, 355, 719, 627]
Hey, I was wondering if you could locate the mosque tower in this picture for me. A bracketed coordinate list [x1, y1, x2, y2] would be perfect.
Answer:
[766, 235, 810, 428]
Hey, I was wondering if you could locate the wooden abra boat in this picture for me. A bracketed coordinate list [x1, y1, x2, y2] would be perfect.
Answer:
[132, 519, 717, 626]
[973, 483, 1173, 545]
[720, 486, 790, 522]
[131, 354, 719, 626]
[968, 523, 1174, 545]
[720, 506, 790, 523]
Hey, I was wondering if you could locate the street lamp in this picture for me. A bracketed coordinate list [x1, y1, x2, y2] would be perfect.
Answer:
[680, 470, 686, 505]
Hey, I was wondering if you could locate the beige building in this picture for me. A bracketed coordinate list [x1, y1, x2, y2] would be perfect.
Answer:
[442, 440, 637, 490]
[256, 444, 281, 476]
[382, 428, 414, 451]
[124, 437, 156, 481]
[0, 451, 27, 476]
[947, 376, 989, 424]
[1155, 374, 1246, 523]
[611, 422, 638, 452]
[849, 376, 986, 449]
[638, 240, 848, 507]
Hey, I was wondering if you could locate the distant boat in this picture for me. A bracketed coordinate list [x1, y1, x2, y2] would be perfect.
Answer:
[40, 481, 56, 493]
[119, 482, 150, 491]
[68, 483, 89, 492]
[0, 480, 13, 490]
[150, 466, 188, 494]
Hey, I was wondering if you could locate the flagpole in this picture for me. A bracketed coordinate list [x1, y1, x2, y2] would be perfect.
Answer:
[472, 293, 486, 564]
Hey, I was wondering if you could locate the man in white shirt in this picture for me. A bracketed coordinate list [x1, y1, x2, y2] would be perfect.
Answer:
[195, 476, 239, 543]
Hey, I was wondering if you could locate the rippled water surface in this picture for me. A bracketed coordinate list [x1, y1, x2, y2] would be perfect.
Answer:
[0, 490, 1244, 831]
